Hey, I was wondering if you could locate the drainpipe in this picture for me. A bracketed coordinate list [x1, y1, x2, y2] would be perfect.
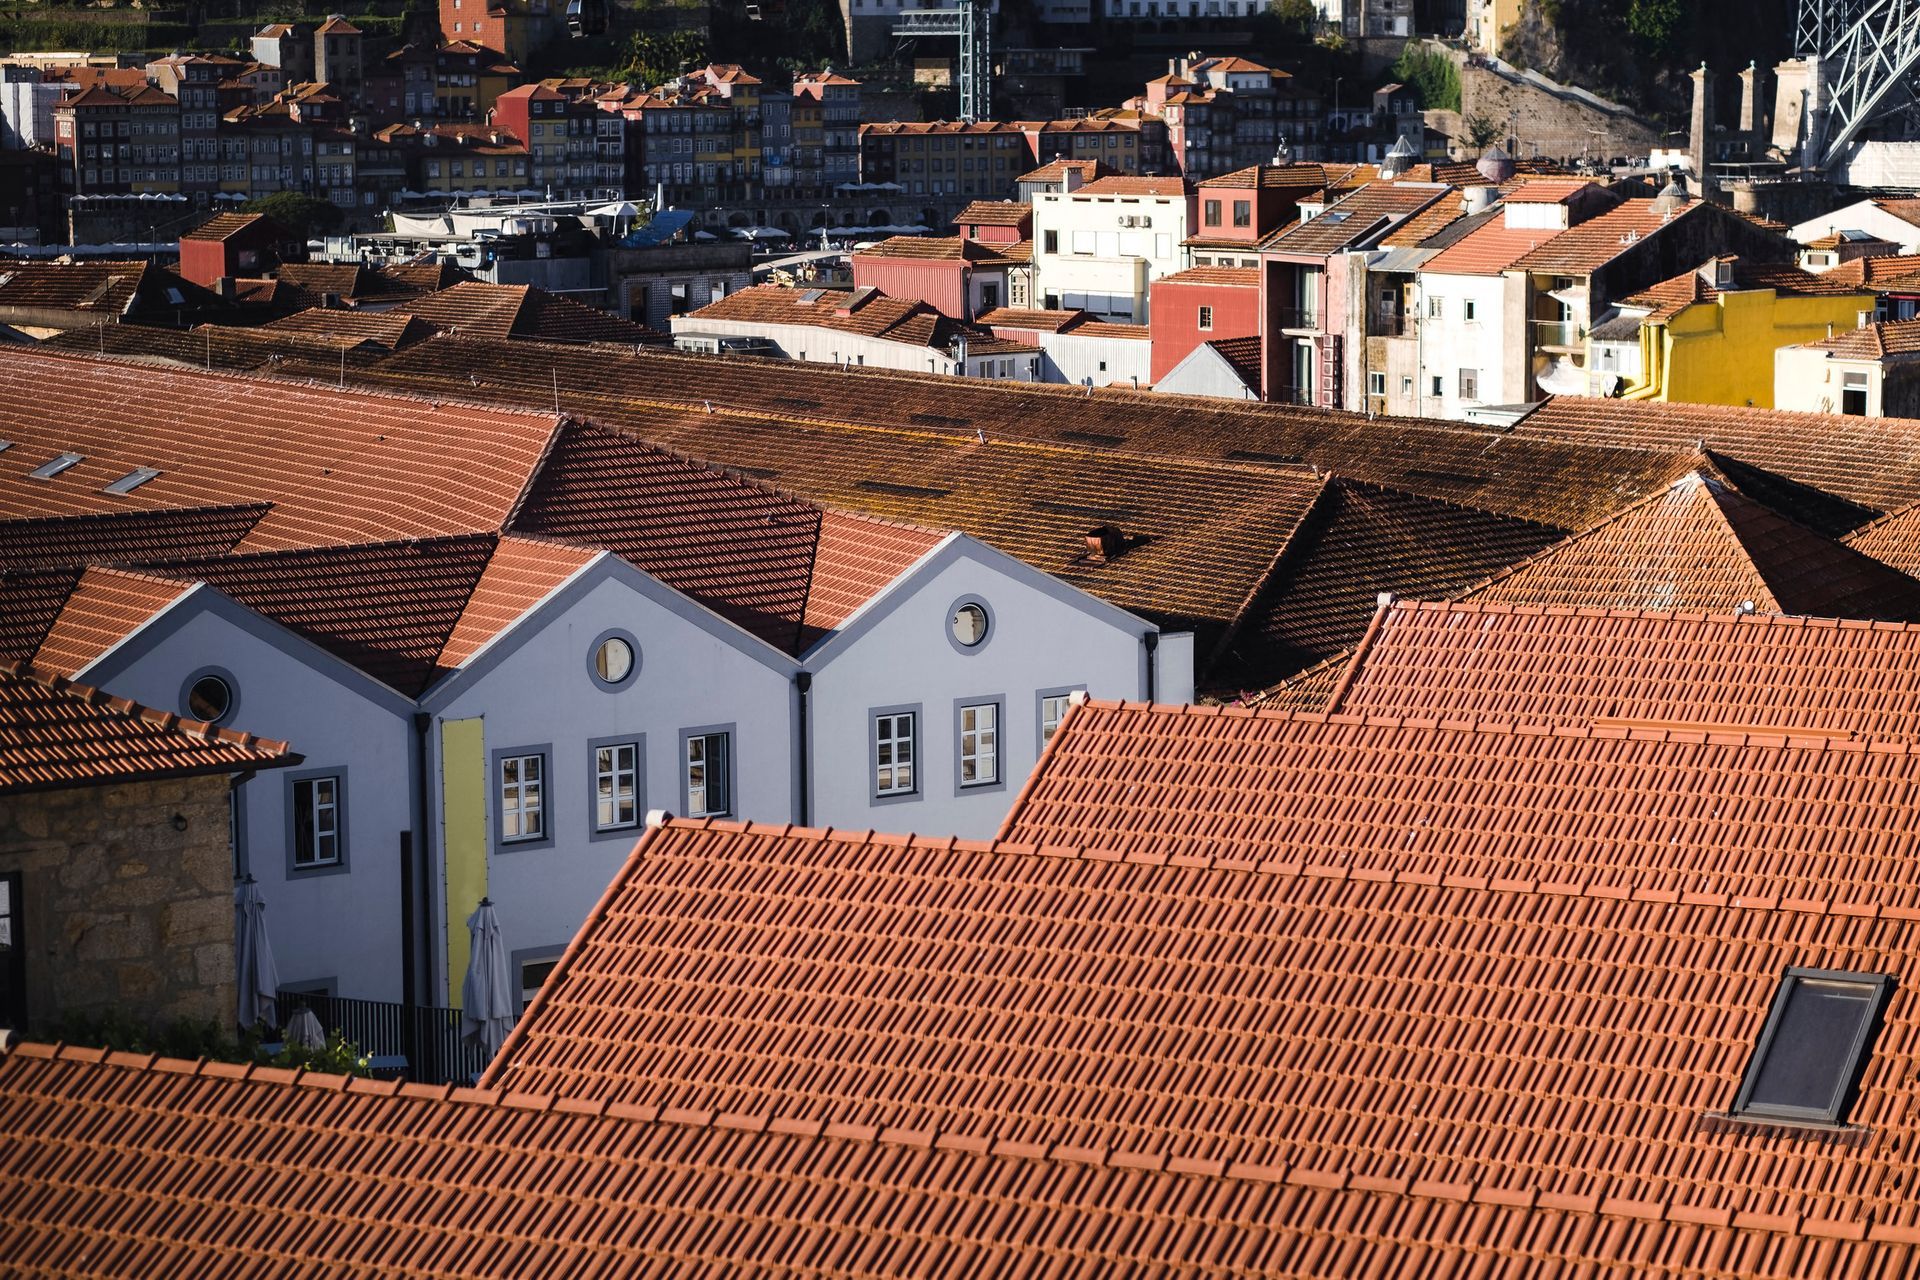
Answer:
[406, 711, 432, 1067]
[793, 672, 812, 825]
[1143, 631, 1160, 703]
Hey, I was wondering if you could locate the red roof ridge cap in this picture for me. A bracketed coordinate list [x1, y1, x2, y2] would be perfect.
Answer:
[0, 657, 296, 760]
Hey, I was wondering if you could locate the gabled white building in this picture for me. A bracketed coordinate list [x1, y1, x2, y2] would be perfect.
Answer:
[1791, 198, 1920, 255]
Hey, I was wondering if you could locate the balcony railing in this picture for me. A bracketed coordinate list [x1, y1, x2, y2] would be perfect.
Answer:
[1371, 309, 1406, 337]
[1270, 385, 1316, 406]
[1272, 306, 1321, 331]
[1533, 319, 1584, 349]
[278, 989, 512, 1086]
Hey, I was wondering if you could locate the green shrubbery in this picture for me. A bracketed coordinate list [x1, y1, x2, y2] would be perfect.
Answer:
[1390, 44, 1461, 112]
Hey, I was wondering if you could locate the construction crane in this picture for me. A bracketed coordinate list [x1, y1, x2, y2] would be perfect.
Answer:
[1796, 0, 1920, 170]
[893, 1, 991, 123]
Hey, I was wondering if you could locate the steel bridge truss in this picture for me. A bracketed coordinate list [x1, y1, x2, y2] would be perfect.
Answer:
[893, 2, 991, 123]
[1798, 0, 1920, 169]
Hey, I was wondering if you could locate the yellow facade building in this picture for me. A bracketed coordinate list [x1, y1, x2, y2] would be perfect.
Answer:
[1599, 258, 1874, 409]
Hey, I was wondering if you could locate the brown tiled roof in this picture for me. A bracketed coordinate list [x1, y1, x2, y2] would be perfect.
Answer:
[1214, 480, 1563, 690]
[1374, 197, 1468, 248]
[1507, 198, 1699, 274]
[852, 235, 1005, 262]
[0, 659, 293, 794]
[180, 212, 267, 243]
[1154, 265, 1259, 287]
[0, 351, 561, 551]
[314, 15, 360, 33]
[1872, 196, 1920, 229]
[1262, 183, 1450, 256]
[1803, 317, 1920, 358]
[806, 510, 946, 634]
[138, 535, 501, 695]
[1204, 335, 1263, 389]
[686, 285, 979, 353]
[976, 306, 1083, 332]
[33, 566, 193, 678]
[271, 261, 375, 303]
[0, 570, 81, 662]
[0, 504, 267, 570]
[361, 338, 1329, 650]
[393, 282, 664, 344]
[0, 260, 169, 317]
[1845, 502, 1920, 571]
[1463, 470, 1920, 619]
[1015, 157, 1112, 184]
[1820, 252, 1920, 289]
[261, 307, 438, 350]
[13, 1035, 1911, 1280]
[953, 200, 1030, 227]
[1326, 597, 1920, 740]
[1071, 320, 1149, 339]
[39, 322, 389, 380]
[1200, 162, 1331, 190]
[373, 260, 473, 294]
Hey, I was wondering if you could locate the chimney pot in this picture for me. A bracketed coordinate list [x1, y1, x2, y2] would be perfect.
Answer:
[1085, 524, 1128, 562]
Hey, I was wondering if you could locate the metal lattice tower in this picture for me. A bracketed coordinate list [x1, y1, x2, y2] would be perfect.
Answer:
[893, 1, 991, 123]
[1797, 0, 1920, 169]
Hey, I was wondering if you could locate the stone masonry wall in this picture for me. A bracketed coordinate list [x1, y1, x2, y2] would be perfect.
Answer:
[0, 773, 236, 1033]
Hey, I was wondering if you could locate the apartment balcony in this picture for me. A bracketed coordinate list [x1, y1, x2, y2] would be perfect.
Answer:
[1273, 306, 1322, 332]
[1269, 385, 1315, 407]
[1533, 319, 1584, 351]
[1371, 308, 1406, 337]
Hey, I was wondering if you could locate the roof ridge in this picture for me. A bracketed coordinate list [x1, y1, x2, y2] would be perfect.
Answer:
[0, 657, 294, 756]
[1384, 597, 1920, 630]
[131, 529, 500, 570]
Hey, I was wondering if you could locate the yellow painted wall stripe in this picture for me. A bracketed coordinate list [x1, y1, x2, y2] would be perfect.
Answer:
[441, 717, 487, 1010]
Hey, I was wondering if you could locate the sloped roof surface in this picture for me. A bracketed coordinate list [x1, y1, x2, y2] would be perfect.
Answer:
[1329, 598, 1920, 740]
[1621, 259, 1865, 322]
[0, 261, 155, 315]
[1804, 317, 1920, 358]
[0, 659, 292, 793]
[180, 212, 268, 243]
[261, 308, 437, 350]
[1263, 184, 1447, 256]
[1421, 216, 1561, 276]
[1845, 501, 1920, 571]
[953, 200, 1030, 226]
[436, 535, 599, 669]
[0, 351, 560, 552]
[478, 813, 1920, 1272]
[0, 504, 267, 570]
[0, 570, 80, 663]
[1003, 698, 1920, 908]
[32, 567, 192, 678]
[138, 535, 500, 695]
[12, 1037, 1914, 1280]
[1464, 471, 1920, 618]
[1508, 199, 1696, 274]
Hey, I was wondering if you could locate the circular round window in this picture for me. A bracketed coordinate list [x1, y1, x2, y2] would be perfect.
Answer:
[595, 635, 635, 684]
[950, 602, 989, 648]
[187, 674, 232, 723]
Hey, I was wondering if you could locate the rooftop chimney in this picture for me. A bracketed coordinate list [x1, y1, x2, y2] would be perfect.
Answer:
[1084, 525, 1130, 562]
[1689, 62, 1715, 197]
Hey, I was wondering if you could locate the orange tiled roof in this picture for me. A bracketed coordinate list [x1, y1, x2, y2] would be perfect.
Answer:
[1420, 216, 1560, 276]
[1322, 597, 1920, 740]
[1462, 470, 1920, 619]
[1200, 162, 1331, 190]
[1154, 265, 1259, 287]
[472, 809, 1920, 1275]
[0, 260, 174, 317]
[975, 306, 1084, 331]
[13, 1032, 1915, 1278]
[180, 212, 268, 243]
[261, 308, 438, 351]
[436, 535, 598, 668]
[1507, 198, 1697, 274]
[0, 659, 293, 794]
[1620, 258, 1868, 322]
[1015, 157, 1112, 184]
[1204, 335, 1262, 389]
[0, 569, 82, 662]
[1263, 183, 1450, 256]
[1820, 252, 1920, 289]
[33, 566, 193, 678]
[1069, 175, 1190, 197]
[952, 200, 1030, 227]
[1846, 502, 1920, 571]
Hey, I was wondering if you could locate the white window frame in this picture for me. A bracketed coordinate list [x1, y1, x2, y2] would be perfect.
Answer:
[594, 741, 639, 832]
[685, 731, 732, 818]
[874, 711, 917, 796]
[292, 775, 341, 868]
[958, 702, 999, 787]
[499, 753, 545, 843]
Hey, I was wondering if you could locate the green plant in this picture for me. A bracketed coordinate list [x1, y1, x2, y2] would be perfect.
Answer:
[1464, 111, 1503, 149]
[264, 1028, 372, 1077]
[242, 191, 344, 240]
[1388, 44, 1461, 112]
[622, 28, 709, 88]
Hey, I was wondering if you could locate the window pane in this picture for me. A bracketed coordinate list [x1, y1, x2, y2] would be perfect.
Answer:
[1746, 978, 1877, 1115]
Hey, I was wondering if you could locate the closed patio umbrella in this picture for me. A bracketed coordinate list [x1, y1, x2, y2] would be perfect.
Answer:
[233, 876, 279, 1031]
[285, 1006, 325, 1050]
[460, 898, 515, 1061]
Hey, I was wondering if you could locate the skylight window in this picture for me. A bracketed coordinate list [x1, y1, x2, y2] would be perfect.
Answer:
[28, 453, 83, 480]
[103, 466, 161, 495]
[1730, 968, 1893, 1126]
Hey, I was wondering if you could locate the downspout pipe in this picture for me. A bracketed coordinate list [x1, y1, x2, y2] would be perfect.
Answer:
[408, 711, 433, 1023]
[1143, 631, 1160, 703]
[793, 671, 812, 826]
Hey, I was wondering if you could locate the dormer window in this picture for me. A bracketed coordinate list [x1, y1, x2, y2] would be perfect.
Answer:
[28, 453, 82, 479]
[1729, 968, 1893, 1127]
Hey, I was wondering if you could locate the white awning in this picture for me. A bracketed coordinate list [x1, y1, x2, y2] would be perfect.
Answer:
[1535, 357, 1590, 396]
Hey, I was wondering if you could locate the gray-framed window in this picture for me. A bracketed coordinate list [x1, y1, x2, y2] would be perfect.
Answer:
[870, 703, 921, 804]
[512, 945, 565, 1013]
[1037, 686, 1083, 751]
[1729, 967, 1893, 1127]
[955, 696, 1005, 793]
[180, 665, 239, 726]
[285, 768, 348, 876]
[946, 594, 994, 655]
[589, 735, 645, 838]
[681, 725, 734, 818]
[587, 627, 640, 691]
[493, 746, 552, 852]
[0, 870, 23, 1030]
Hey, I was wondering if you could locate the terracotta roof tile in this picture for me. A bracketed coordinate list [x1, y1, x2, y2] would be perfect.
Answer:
[1508, 198, 1698, 274]
[1422, 217, 1561, 276]
[1263, 184, 1449, 256]
[1003, 698, 1920, 908]
[437, 535, 599, 668]
[805, 510, 945, 636]
[179, 212, 268, 243]
[953, 200, 1031, 227]
[1069, 175, 1191, 197]
[392, 281, 663, 345]
[976, 306, 1084, 331]
[0, 504, 267, 570]
[1204, 335, 1263, 388]
[0, 659, 293, 793]
[0, 569, 81, 662]
[1621, 259, 1868, 323]
[261, 308, 438, 350]
[6, 1037, 1909, 1277]
[1845, 502, 1920, 570]
[32, 566, 192, 677]
[0, 350, 560, 551]
[1462, 471, 1920, 618]
[1200, 162, 1332, 190]
[482, 812, 1920, 1250]
[1803, 317, 1920, 358]
[0, 260, 179, 316]
[1156, 265, 1259, 287]
[1820, 252, 1920, 289]
[1329, 598, 1920, 740]
[1016, 157, 1113, 184]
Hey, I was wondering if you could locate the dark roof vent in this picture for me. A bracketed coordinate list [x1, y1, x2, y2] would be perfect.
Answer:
[1082, 524, 1147, 563]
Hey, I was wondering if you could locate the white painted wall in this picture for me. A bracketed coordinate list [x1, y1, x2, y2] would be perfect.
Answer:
[1032, 191, 1190, 322]
[669, 313, 1042, 380]
[1039, 330, 1152, 387]
[806, 543, 1160, 837]
[80, 595, 416, 1003]
[1414, 269, 1518, 417]
[1775, 346, 1886, 416]
[1790, 197, 1920, 253]
[1156, 343, 1258, 398]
